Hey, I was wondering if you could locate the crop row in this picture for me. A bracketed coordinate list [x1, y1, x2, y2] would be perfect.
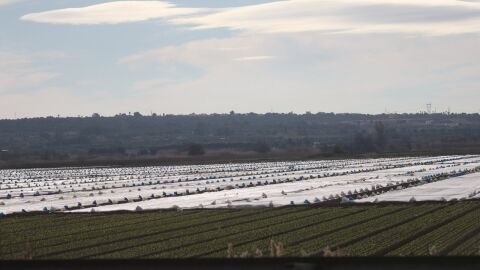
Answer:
[1, 209, 253, 259]
[196, 205, 407, 258]
[30, 207, 302, 259]
[2, 210, 203, 251]
[448, 230, 480, 256]
[282, 204, 442, 256]
[1, 202, 479, 259]
[341, 203, 477, 256]
[388, 207, 480, 256]
[89, 207, 343, 259]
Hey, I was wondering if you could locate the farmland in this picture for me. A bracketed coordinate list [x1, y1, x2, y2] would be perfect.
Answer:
[1, 155, 480, 259]
[1, 155, 480, 215]
[0, 201, 479, 259]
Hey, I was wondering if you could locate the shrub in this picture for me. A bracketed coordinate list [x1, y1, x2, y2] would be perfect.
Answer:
[269, 239, 284, 257]
[227, 243, 235, 258]
[171, 205, 182, 211]
[428, 244, 439, 256]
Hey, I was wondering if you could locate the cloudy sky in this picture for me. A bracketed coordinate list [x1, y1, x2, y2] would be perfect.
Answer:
[1, 0, 480, 118]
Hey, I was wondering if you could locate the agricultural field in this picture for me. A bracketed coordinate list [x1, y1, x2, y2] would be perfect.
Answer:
[1, 155, 480, 259]
[1, 155, 480, 215]
[0, 201, 479, 259]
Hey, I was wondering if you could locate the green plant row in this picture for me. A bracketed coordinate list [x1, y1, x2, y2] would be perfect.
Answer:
[448, 231, 480, 256]
[1, 202, 479, 259]
[199, 205, 404, 258]
[1, 210, 221, 258]
[157, 207, 368, 258]
[93, 207, 334, 259]
[287, 204, 440, 256]
[36, 209, 270, 259]
[388, 207, 480, 256]
[2, 211, 186, 244]
[342, 203, 477, 256]
[40, 207, 296, 259]
[2, 209, 253, 259]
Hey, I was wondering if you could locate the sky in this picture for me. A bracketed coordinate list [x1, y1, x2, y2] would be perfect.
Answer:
[1, 0, 480, 118]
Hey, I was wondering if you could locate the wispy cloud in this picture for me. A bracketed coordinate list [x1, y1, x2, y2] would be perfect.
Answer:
[118, 33, 480, 114]
[234, 56, 275, 61]
[0, 51, 60, 93]
[21, 1, 207, 25]
[172, 0, 480, 35]
[0, 0, 23, 6]
[21, 0, 480, 35]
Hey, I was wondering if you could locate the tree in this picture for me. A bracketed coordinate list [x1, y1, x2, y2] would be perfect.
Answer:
[188, 144, 205, 156]
[353, 132, 376, 153]
[333, 145, 345, 154]
[375, 121, 387, 149]
[92, 113, 101, 118]
[193, 122, 206, 136]
[254, 142, 271, 154]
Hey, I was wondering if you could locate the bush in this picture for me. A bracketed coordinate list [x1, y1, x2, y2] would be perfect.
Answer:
[171, 205, 182, 211]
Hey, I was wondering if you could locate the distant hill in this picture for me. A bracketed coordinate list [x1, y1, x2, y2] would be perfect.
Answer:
[1, 112, 480, 168]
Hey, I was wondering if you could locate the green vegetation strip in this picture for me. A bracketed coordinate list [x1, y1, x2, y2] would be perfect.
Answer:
[341, 203, 477, 256]
[197, 206, 399, 258]
[285, 204, 440, 256]
[95, 207, 330, 259]
[387, 207, 480, 256]
[447, 230, 480, 256]
[1, 202, 479, 259]
[35, 209, 266, 259]
[2, 210, 205, 254]
[3, 209, 249, 259]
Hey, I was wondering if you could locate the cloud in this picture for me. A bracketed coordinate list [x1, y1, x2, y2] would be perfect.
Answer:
[21, 1, 207, 25]
[234, 56, 275, 61]
[132, 79, 172, 93]
[171, 0, 480, 35]
[0, 51, 58, 92]
[21, 0, 480, 35]
[119, 36, 277, 69]
[118, 32, 480, 114]
[0, 0, 23, 6]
